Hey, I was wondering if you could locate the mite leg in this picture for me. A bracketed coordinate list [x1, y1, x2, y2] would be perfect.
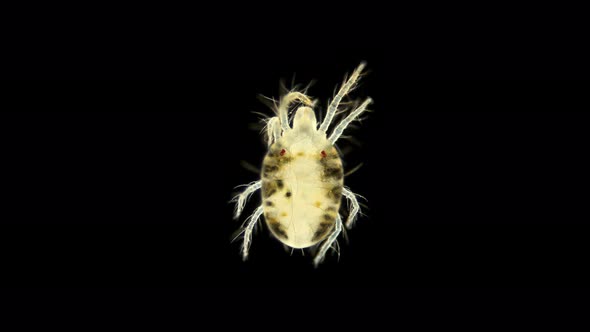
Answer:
[313, 214, 343, 267]
[266, 116, 281, 146]
[342, 187, 362, 229]
[277, 92, 313, 131]
[319, 62, 366, 133]
[328, 97, 373, 145]
[232, 180, 261, 219]
[242, 205, 264, 261]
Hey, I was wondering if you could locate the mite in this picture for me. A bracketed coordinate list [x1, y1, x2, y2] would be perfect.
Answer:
[232, 62, 372, 266]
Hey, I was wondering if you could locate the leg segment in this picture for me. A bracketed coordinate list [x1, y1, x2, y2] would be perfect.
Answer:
[266, 116, 281, 146]
[242, 205, 264, 260]
[342, 187, 361, 229]
[232, 180, 261, 219]
[319, 62, 366, 133]
[328, 97, 373, 144]
[277, 92, 313, 131]
[313, 214, 343, 267]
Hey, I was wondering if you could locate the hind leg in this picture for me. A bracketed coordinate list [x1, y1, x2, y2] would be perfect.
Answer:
[232, 181, 261, 219]
[313, 214, 343, 267]
[241, 205, 264, 260]
[342, 187, 362, 229]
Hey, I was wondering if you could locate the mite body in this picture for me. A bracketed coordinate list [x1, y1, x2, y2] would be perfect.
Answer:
[262, 127, 343, 248]
[233, 63, 372, 266]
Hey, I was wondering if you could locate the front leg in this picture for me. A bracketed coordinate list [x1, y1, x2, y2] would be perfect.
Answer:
[265, 117, 281, 147]
[328, 97, 372, 145]
[277, 92, 313, 131]
[319, 62, 366, 133]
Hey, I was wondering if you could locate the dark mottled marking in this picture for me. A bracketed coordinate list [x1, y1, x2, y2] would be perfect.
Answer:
[322, 214, 334, 222]
[312, 221, 334, 241]
[267, 146, 294, 164]
[324, 167, 343, 179]
[332, 186, 342, 197]
[268, 219, 288, 239]
[264, 187, 277, 197]
[262, 144, 293, 179]
[262, 181, 278, 198]
[285, 191, 292, 198]
[318, 157, 330, 167]
[318, 147, 343, 184]
[278, 155, 293, 165]
[276, 179, 284, 189]
[265, 201, 273, 207]
[263, 164, 279, 177]
[327, 186, 343, 203]
[325, 206, 337, 212]
[264, 164, 278, 172]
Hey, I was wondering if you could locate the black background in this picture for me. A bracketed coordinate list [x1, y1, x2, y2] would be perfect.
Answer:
[2, 7, 589, 294]
[3, 71, 589, 290]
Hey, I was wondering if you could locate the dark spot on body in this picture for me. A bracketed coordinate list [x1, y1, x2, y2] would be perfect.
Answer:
[276, 179, 284, 189]
[312, 221, 334, 241]
[265, 201, 274, 207]
[285, 191, 292, 198]
[325, 206, 337, 212]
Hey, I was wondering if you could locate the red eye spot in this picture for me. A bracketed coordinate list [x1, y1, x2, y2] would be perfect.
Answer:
[321, 150, 327, 158]
[280, 149, 286, 156]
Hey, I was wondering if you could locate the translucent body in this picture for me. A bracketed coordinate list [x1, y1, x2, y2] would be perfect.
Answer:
[261, 125, 343, 248]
